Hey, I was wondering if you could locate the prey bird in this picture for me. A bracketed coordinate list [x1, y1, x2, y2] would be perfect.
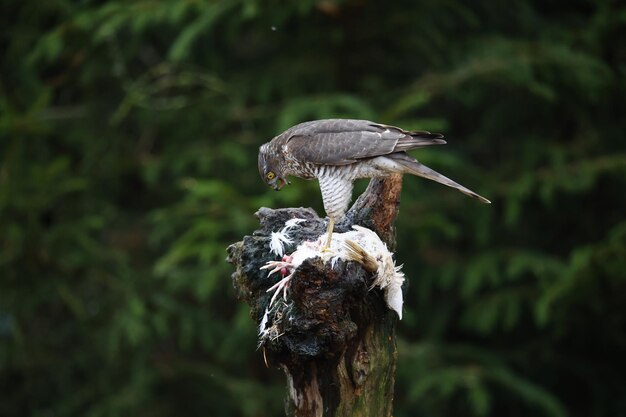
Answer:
[258, 119, 490, 249]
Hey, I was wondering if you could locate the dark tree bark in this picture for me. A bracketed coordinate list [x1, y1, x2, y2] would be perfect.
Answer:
[226, 175, 403, 417]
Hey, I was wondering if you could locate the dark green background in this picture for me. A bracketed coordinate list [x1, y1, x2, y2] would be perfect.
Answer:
[2, 0, 625, 416]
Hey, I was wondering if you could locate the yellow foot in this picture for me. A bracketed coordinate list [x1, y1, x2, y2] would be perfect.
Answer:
[322, 217, 335, 253]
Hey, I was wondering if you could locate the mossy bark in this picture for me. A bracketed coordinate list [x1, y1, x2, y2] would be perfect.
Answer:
[227, 175, 403, 417]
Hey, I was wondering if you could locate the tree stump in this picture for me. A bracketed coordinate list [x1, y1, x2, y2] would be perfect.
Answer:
[226, 175, 403, 417]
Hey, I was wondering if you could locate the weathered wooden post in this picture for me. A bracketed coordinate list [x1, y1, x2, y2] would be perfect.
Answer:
[226, 175, 403, 417]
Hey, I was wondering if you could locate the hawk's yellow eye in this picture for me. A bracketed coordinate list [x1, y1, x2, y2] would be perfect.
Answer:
[266, 171, 275, 180]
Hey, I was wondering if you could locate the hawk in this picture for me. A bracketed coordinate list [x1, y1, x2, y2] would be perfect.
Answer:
[258, 119, 490, 248]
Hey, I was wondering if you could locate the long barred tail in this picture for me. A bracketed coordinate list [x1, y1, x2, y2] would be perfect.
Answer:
[389, 152, 491, 204]
[394, 133, 446, 152]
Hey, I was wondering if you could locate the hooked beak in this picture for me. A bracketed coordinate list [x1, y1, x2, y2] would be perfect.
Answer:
[272, 177, 288, 191]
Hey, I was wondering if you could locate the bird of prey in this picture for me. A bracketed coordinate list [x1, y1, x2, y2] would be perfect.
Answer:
[258, 119, 490, 249]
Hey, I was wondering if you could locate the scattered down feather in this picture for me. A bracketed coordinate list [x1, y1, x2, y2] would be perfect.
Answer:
[269, 218, 307, 256]
[262, 223, 405, 319]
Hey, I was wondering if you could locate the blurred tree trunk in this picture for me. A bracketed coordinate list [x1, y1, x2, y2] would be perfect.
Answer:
[227, 175, 403, 417]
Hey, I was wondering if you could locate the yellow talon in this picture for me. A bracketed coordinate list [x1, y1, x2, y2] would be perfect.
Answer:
[322, 218, 335, 252]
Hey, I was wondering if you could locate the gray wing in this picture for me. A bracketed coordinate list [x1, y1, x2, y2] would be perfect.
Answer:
[284, 119, 444, 165]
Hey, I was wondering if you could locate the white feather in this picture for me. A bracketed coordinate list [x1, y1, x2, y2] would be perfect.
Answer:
[269, 218, 308, 256]
[284, 218, 306, 230]
[258, 307, 270, 336]
[384, 282, 404, 320]
[262, 221, 405, 319]
[269, 231, 292, 256]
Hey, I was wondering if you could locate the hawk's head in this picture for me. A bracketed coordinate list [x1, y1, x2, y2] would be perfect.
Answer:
[259, 143, 288, 191]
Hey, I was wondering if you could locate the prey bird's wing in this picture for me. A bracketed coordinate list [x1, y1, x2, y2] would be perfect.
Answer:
[284, 119, 444, 165]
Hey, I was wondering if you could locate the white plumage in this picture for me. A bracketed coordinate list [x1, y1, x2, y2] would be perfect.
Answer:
[260, 222, 405, 320]
[269, 218, 306, 256]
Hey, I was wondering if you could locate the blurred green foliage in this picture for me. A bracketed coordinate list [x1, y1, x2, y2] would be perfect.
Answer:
[1, 0, 625, 416]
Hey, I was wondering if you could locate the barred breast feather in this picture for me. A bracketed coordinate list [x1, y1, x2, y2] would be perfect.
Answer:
[315, 166, 354, 219]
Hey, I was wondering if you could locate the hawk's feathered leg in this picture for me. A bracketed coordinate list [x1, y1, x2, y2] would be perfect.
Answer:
[317, 174, 353, 251]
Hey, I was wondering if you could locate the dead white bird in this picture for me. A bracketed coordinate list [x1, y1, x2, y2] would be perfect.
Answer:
[261, 224, 405, 319]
